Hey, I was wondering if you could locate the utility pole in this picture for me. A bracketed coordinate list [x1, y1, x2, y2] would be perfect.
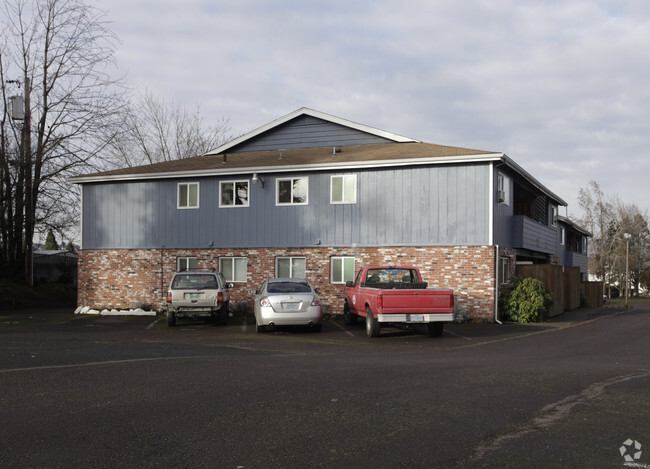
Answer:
[23, 75, 33, 287]
[624, 232, 631, 309]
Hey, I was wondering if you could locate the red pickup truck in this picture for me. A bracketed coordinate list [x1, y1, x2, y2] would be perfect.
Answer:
[344, 266, 455, 338]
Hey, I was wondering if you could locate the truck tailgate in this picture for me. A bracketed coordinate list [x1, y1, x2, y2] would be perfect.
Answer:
[380, 289, 454, 314]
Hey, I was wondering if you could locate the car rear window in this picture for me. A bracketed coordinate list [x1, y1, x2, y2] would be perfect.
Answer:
[172, 274, 218, 289]
[366, 268, 417, 283]
[267, 282, 312, 293]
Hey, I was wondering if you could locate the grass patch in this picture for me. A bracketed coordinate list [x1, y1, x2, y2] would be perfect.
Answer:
[0, 278, 76, 310]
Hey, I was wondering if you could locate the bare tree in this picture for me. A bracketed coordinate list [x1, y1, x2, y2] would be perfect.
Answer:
[577, 180, 615, 295]
[102, 90, 231, 169]
[0, 0, 125, 283]
[611, 202, 650, 297]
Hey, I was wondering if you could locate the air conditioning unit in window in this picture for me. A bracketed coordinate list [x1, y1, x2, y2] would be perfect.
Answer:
[497, 190, 506, 203]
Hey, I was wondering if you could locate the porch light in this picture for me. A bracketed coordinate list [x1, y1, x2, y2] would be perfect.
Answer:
[252, 172, 265, 187]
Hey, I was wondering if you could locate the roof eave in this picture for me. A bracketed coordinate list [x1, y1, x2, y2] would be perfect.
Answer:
[68, 153, 504, 184]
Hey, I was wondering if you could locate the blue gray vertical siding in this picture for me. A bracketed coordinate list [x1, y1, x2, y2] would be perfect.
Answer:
[81, 163, 492, 249]
[230, 115, 393, 152]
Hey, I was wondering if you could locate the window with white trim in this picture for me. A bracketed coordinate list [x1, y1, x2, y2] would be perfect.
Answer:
[177, 257, 197, 271]
[220, 181, 250, 207]
[276, 257, 306, 278]
[219, 257, 247, 282]
[276, 177, 308, 205]
[178, 182, 199, 209]
[331, 257, 355, 283]
[497, 173, 510, 205]
[500, 257, 510, 284]
[331, 175, 357, 204]
[551, 206, 558, 226]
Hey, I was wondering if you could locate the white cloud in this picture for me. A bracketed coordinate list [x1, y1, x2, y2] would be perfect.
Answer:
[99, 0, 650, 217]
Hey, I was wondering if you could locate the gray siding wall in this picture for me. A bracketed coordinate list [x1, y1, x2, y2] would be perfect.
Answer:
[493, 168, 513, 247]
[511, 216, 557, 254]
[82, 164, 492, 249]
[231, 116, 393, 152]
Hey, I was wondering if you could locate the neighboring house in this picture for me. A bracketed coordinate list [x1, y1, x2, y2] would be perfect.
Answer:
[33, 249, 78, 287]
[69, 108, 589, 320]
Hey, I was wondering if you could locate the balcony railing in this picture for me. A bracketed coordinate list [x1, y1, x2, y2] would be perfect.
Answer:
[512, 215, 557, 255]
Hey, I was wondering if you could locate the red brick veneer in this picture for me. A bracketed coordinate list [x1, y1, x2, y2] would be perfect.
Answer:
[77, 245, 499, 321]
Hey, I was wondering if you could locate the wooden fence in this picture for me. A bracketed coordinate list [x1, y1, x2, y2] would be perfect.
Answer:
[515, 264, 603, 318]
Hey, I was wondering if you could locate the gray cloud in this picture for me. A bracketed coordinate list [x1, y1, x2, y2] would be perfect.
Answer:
[102, 0, 650, 217]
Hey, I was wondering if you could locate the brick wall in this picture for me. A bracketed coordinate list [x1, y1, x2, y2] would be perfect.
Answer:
[78, 245, 498, 321]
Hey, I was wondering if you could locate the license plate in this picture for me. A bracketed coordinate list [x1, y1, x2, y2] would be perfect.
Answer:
[407, 314, 425, 322]
[185, 293, 201, 300]
[283, 302, 300, 311]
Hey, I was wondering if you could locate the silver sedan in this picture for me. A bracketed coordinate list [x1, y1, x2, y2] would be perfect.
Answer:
[254, 278, 322, 332]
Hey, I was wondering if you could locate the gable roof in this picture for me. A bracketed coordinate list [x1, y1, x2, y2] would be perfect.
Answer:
[67, 107, 567, 206]
[205, 107, 419, 155]
[68, 142, 501, 183]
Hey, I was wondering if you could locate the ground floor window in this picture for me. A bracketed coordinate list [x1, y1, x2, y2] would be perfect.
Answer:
[331, 256, 355, 283]
[220, 257, 247, 282]
[500, 257, 510, 284]
[178, 256, 197, 271]
[276, 257, 306, 278]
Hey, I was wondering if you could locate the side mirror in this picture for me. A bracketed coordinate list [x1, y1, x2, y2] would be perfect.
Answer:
[345, 281, 354, 287]
[227, 283, 234, 289]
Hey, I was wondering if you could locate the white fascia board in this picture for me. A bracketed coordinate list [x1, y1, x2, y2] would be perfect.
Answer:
[68, 153, 504, 184]
[204, 107, 419, 156]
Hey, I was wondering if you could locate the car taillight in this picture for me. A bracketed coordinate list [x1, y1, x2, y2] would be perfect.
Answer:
[377, 293, 383, 309]
[216, 291, 223, 306]
[260, 297, 271, 307]
[166, 291, 172, 304]
[311, 297, 321, 306]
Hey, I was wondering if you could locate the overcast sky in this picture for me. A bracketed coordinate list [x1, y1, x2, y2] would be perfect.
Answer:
[99, 0, 650, 220]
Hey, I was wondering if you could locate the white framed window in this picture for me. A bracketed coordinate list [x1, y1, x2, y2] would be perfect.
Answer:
[220, 181, 250, 207]
[551, 206, 558, 226]
[177, 256, 197, 271]
[276, 177, 308, 205]
[331, 257, 355, 284]
[500, 257, 509, 284]
[497, 173, 510, 205]
[219, 257, 247, 282]
[178, 182, 199, 209]
[276, 257, 306, 278]
[331, 175, 357, 204]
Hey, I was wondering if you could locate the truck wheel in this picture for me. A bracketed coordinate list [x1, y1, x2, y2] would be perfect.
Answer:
[343, 303, 358, 325]
[427, 322, 444, 337]
[366, 306, 380, 338]
[167, 309, 176, 327]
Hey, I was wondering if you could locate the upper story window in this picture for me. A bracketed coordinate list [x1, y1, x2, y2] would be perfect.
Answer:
[178, 182, 199, 209]
[551, 206, 558, 226]
[560, 227, 566, 245]
[331, 175, 357, 204]
[220, 181, 250, 207]
[497, 173, 510, 205]
[277, 177, 308, 205]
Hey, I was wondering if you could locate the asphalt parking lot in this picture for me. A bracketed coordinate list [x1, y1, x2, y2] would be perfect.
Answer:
[1, 304, 648, 468]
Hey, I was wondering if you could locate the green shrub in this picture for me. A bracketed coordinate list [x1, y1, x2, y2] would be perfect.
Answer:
[500, 276, 553, 323]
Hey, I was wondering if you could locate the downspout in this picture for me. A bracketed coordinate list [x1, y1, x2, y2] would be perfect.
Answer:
[495, 247, 502, 324]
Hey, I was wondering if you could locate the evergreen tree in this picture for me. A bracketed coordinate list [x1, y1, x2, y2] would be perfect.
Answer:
[44, 230, 58, 251]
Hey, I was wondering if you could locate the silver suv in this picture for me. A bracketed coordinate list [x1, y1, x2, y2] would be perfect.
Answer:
[165, 270, 232, 327]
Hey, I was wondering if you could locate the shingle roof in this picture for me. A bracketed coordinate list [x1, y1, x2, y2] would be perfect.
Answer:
[68, 142, 501, 183]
